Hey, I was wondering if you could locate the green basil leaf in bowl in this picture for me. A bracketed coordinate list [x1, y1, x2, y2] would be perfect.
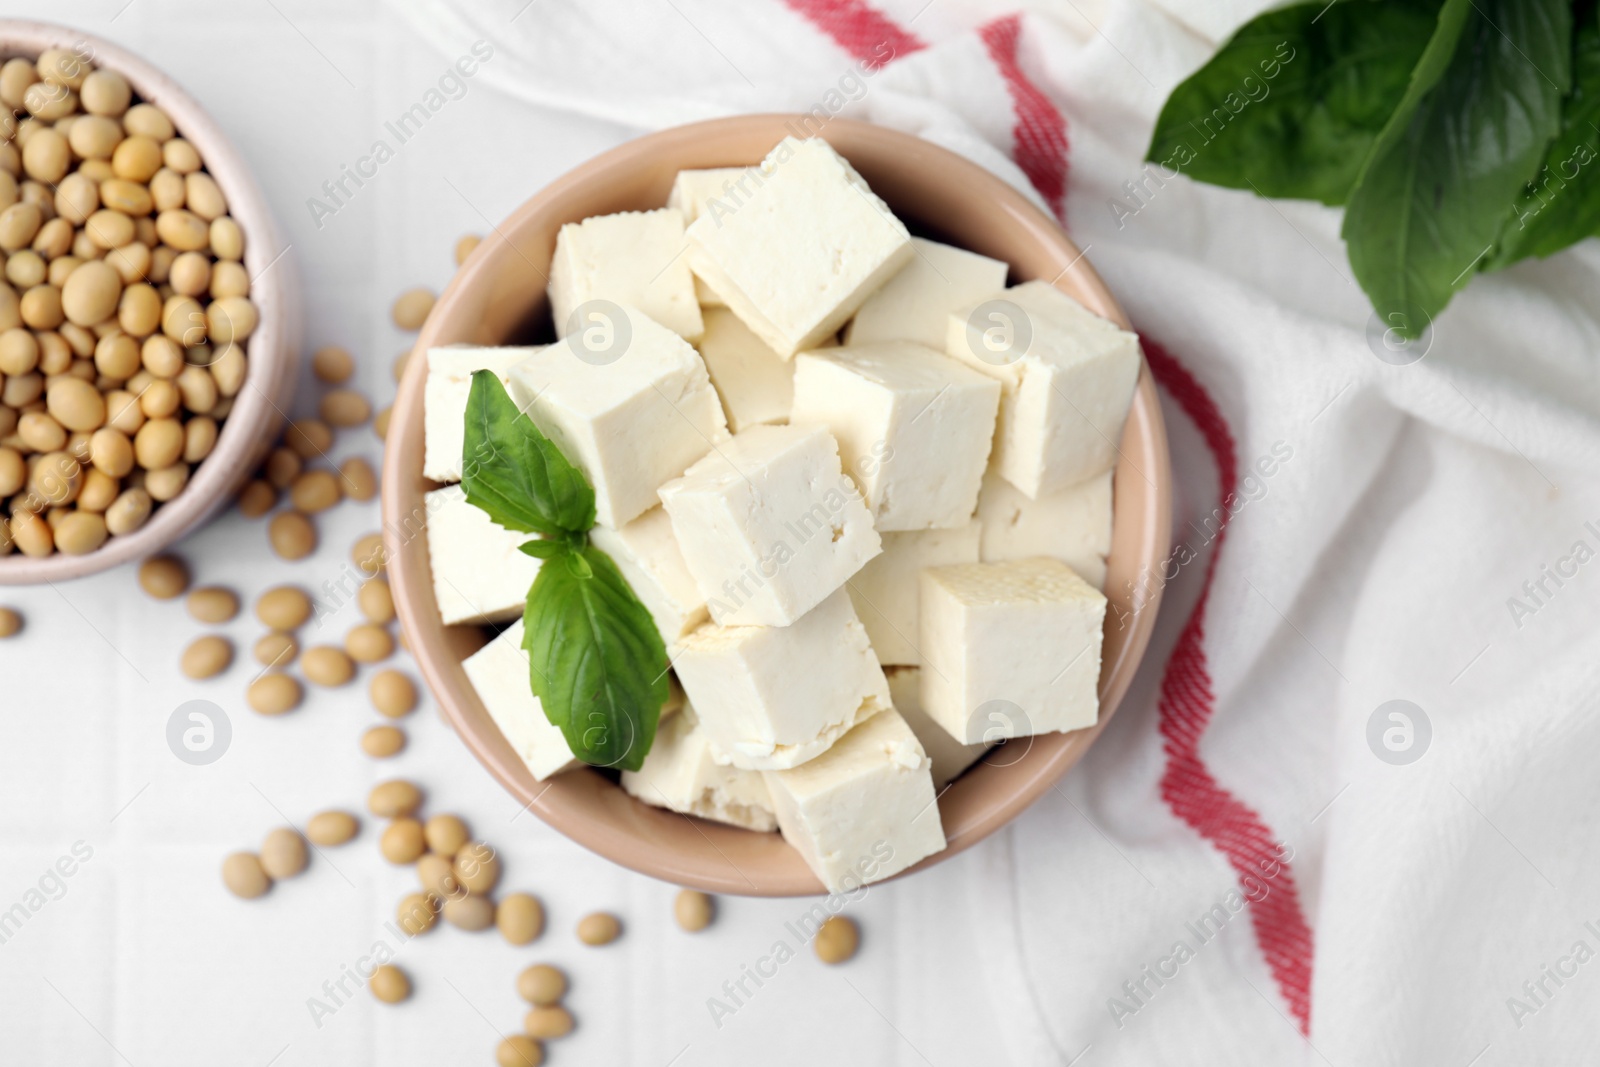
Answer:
[461, 369, 597, 537]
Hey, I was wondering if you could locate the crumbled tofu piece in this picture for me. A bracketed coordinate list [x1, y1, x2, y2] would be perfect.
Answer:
[423, 344, 545, 483]
[919, 557, 1105, 743]
[885, 666, 992, 788]
[548, 209, 703, 340]
[976, 467, 1111, 589]
[622, 708, 778, 831]
[946, 280, 1140, 497]
[762, 708, 946, 892]
[425, 484, 542, 626]
[588, 505, 708, 648]
[844, 237, 1009, 349]
[668, 167, 756, 308]
[506, 304, 727, 528]
[673, 589, 890, 770]
[461, 621, 576, 782]
[696, 306, 795, 432]
[791, 341, 999, 531]
[659, 423, 880, 627]
[847, 520, 980, 666]
[686, 137, 912, 357]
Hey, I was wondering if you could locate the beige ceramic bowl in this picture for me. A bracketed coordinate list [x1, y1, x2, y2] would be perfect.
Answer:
[0, 21, 300, 584]
[385, 116, 1171, 896]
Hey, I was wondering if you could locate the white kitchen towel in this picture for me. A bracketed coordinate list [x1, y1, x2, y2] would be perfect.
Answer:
[382, 1, 1600, 1064]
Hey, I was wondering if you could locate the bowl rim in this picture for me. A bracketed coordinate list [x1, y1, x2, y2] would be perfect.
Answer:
[0, 19, 301, 585]
[384, 115, 1173, 896]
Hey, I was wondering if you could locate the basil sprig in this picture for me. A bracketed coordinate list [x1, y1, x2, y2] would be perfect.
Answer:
[1148, 0, 1594, 337]
[461, 370, 668, 771]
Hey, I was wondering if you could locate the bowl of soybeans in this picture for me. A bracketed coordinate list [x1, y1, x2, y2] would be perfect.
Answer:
[0, 21, 300, 583]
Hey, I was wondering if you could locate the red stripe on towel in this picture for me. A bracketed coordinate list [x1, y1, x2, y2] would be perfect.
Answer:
[1144, 339, 1315, 1035]
[780, 0, 927, 67]
[979, 14, 1068, 220]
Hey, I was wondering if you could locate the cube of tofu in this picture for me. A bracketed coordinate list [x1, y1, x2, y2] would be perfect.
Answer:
[686, 137, 912, 357]
[885, 666, 992, 788]
[425, 484, 542, 626]
[791, 341, 999, 531]
[947, 280, 1140, 497]
[763, 708, 946, 892]
[847, 520, 980, 666]
[621, 708, 778, 831]
[673, 589, 890, 770]
[844, 237, 1009, 349]
[461, 621, 576, 782]
[588, 506, 708, 648]
[548, 209, 703, 341]
[658, 424, 880, 627]
[506, 304, 727, 529]
[696, 306, 794, 433]
[919, 557, 1105, 744]
[976, 467, 1112, 589]
[423, 344, 545, 483]
[668, 167, 756, 308]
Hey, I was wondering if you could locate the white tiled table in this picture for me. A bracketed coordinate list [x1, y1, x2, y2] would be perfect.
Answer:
[0, 3, 1014, 1063]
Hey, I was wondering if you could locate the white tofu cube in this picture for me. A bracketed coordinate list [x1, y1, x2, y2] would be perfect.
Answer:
[423, 344, 545, 483]
[621, 708, 777, 831]
[920, 558, 1105, 743]
[686, 137, 912, 357]
[673, 589, 890, 770]
[506, 304, 728, 528]
[947, 280, 1140, 497]
[844, 237, 1009, 349]
[847, 520, 980, 666]
[588, 506, 708, 648]
[658, 423, 880, 627]
[425, 484, 542, 626]
[461, 621, 576, 782]
[885, 666, 992, 788]
[976, 467, 1112, 589]
[696, 306, 794, 432]
[668, 167, 756, 308]
[548, 209, 703, 341]
[762, 708, 946, 892]
[790, 341, 999, 531]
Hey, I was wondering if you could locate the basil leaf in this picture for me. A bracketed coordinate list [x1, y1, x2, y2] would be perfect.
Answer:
[1145, 0, 1442, 206]
[522, 543, 669, 772]
[461, 370, 596, 536]
[1491, 1, 1600, 267]
[1343, 0, 1571, 336]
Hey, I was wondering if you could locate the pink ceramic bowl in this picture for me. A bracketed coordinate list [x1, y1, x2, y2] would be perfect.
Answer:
[0, 21, 301, 584]
[384, 116, 1172, 896]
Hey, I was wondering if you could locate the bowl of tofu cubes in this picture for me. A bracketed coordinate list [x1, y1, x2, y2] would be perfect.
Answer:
[383, 116, 1172, 896]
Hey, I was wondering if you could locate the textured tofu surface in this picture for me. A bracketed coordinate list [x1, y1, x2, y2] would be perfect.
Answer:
[425, 484, 542, 626]
[506, 304, 727, 528]
[844, 237, 1009, 349]
[622, 709, 778, 831]
[548, 209, 703, 340]
[423, 344, 544, 483]
[976, 467, 1111, 588]
[588, 505, 708, 648]
[919, 557, 1106, 743]
[791, 340, 999, 531]
[673, 589, 890, 770]
[658, 423, 880, 627]
[695, 306, 795, 432]
[885, 665, 992, 788]
[946, 280, 1140, 496]
[461, 621, 576, 782]
[762, 708, 946, 891]
[847, 520, 981, 666]
[686, 137, 912, 356]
